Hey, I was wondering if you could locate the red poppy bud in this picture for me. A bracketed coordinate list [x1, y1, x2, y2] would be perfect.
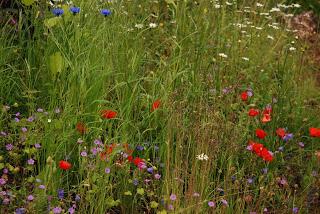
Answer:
[310, 127, 320, 138]
[256, 129, 267, 139]
[76, 122, 86, 134]
[241, 92, 248, 101]
[101, 110, 117, 119]
[248, 108, 259, 117]
[276, 128, 286, 138]
[151, 99, 161, 112]
[59, 160, 72, 170]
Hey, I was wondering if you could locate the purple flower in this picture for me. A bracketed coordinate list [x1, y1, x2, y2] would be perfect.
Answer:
[292, 207, 299, 213]
[21, 127, 27, 133]
[3, 198, 10, 204]
[168, 204, 174, 210]
[15, 117, 20, 122]
[68, 207, 75, 214]
[75, 194, 81, 201]
[298, 142, 304, 148]
[170, 194, 177, 201]
[80, 151, 87, 157]
[105, 168, 110, 174]
[247, 89, 253, 97]
[221, 199, 228, 206]
[15, 112, 20, 117]
[283, 133, 293, 142]
[94, 139, 102, 145]
[278, 146, 284, 152]
[122, 152, 128, 158]
[247, 178, 254, 184]
[52, 207, 62, 214]
[246, 145, 253, 151]
[262, 168, 268, 174]
[15, 208, 25, 214]
[0, 191, 6, 196]
[37, 108, 44, 113]
[27, 116, 35, 122]
[136, 145, 144, 151]
[3, 168, 8, 174]
[147, 167, 153, 174]
[27, 159, 35, 165]
[6, 144, 13, 151]
[91, 147, 98, 155]
[0, 131, 7, 136]
[154, 174, 161, 180]
[27, 195, 34, 201]
[35, 143, 41, 149]
[208, 201, 215, 207]
[133, 179, 139, 186]
[39, 185, 46, 189]
[58, 189, 64, 199]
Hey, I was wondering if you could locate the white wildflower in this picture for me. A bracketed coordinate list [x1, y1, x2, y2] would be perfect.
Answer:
[267, 35, 274, 40]
[218, 53, 228, 58]
[256, 3, 263, 7]
[242, 57, 249, 61]
[135, 24, 144, 29]
[289, 47, 296, 51]
[149, 23, 157, 28]
[196, 153, 209, 161]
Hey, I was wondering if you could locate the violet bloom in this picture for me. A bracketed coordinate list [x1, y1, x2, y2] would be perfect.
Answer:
[3, 168, 8, 174]
[0, 131, 7, 136]
[104, 168, 110, 174]
[27, 159, 35, 165]
[221, 199, 228, 206]
[6, 144, 13, 151]
[147, 167, 153, 174]
[136, 145, 144, 151]
[298, 142, 304, 148]
[168, 204, 174, 210]
[57, 189, 64, 199]
[15, 208, 25, 214]
[15, 112, 20, 117]
[3, 198, 10, 204]
[94, 139, 102, 146]
[208, 201, 215, 207]
[27, 116, 35, 122]
[35, 143, 41, 149]
[247, 89, 253, 97]
[37, 108, 44, 113]
[80, 151, 87, 157]
[75, 195, 81, 201]
[27, 195, 34, 201]
[247, 178, 254, 184]
[292, 207, 299, 213]
[21, 127, 27, 133]
[283, 133, 293, 142]
[52, 207, 62, 214]
[170, 194, 177, 201]
[39, 185, 45, 189]
[68, 207, 75, 214]
[91, 147, 98, 155]
[133, 179, 139, 186]
[15, 117, 20, 122]
[0, 191, 6, 196]
[154, 174, 161, 180]
[262, 168, 268, 174]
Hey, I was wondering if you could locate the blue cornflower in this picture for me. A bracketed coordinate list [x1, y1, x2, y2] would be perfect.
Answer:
[283, 133, 293, 142]
[70, 7, 80, 14]
[57, 189, 64, 199]
[15, 208, 25, 214]
[52, 8, 64, 17]
[147, 167, 153, 174]
[100, 9, 111, 16]
[136, 145, 144, 151]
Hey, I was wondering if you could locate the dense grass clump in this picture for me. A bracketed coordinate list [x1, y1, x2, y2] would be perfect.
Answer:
[0, 1, 320, 213]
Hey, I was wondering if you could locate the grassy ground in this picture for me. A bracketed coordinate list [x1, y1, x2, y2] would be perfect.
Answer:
[0, 1, 320, 213]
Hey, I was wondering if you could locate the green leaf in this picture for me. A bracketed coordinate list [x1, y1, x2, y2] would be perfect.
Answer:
[0, 163, 4, 170]
[150, 201, 159, 209]
[21, 0, 35, 6]
[49, 52, 64, 75]
[44, 17, 61, 28]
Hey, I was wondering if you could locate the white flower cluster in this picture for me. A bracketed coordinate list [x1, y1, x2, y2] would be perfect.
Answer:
[196, 153, 209, 161]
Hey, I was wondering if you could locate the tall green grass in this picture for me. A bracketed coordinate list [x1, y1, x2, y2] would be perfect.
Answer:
[0, 0, 320, 213]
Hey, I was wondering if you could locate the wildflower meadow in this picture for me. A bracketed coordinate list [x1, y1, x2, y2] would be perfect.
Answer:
[1, 0, 320, 213]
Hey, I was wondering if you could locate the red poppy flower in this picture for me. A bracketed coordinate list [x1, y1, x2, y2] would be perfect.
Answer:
[248, 108, 259, 117]
[241, 91, 248, 101]
[101, 110, 117, 119]
[133, 157, 144, 167]
[127, 155, 133, 162]
[59, 160, 72, 170]
[252, 143, 264, 155]
[263, 108, 272, 115]
[256, 129, 267, 139]
[151, 99, 161, 112]
[76, 122, 86, 134]
[276, 128, 286, 138]
[260, 149, 273, 162]
[261, 113, 271, 123]
[310, 127, 320, 138]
